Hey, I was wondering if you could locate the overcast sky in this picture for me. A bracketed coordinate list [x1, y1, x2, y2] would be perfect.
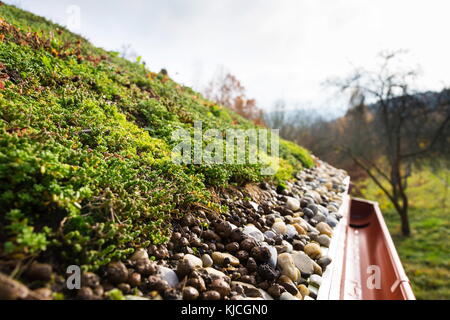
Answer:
[5, 0, 450, 115]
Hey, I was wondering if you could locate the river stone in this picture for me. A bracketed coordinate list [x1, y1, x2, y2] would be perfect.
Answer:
[292, 251, 314, 276]
[326, 216, 339, 228]
[272, 221, 287, 235]
[309, 274, 322, 288]
[316, 222, 333, 237]
[281, 240, 293, 253]
[242, 225, 265, 242]
[0, 273, 29, 300]
[231, 281, 261, 298]
[158, 266, 179, 287]
[293, 223, 307, 235]
[130, 248, 149, 262]
[280, 292, 301, 300]
[277, 253, 300, 282]
[201, 254, 213, 268]
[261, 242, 278, 268]
[125, 295, 151, 300]
[313, 212, 327, 223]
[285, 224, 298, 239]
[285, 197, 300, 212]
[204, 267, 228, 280]
[317, 234, 331, 247]
[212, 252, 240, 266]
[304, 243, 322, 259]
[183, 254, 203, 268]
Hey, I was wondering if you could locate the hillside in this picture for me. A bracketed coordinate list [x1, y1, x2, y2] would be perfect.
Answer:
[360, 166, 450, 299]
[0, 4, 347, 300]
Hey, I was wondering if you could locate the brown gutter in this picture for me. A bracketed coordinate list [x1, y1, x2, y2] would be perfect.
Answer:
[318, 190, 415, 300]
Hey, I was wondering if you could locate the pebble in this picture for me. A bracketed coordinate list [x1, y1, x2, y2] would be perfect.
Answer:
[210, 278, 231, 298]
[183, 254, 203, 268]
[279, 291, 300, 300]
[277, 253, 300, 282]
[318, 256, 332, 268]
[0, 273, 30, 300]
[316, 222, 333, 237]
[272, 221, 287, 235]
[309, 274, 322, 288]
[304, 243, 322, 259]
[242, 225, 265, 242]
[106, 261, 128, 284]
[202, 290, 221, 300]
[317, 234, 331, 247]
[292, 251, 315, 276]
[212, 252, 240, 266]
[182, 286, 199, 300]
[130, 248, 149, 262]
[201, 254, 213, 268]
[158, 266, 179, 287]
[285, 197, 300, 212]
[25, 262, 53, 282]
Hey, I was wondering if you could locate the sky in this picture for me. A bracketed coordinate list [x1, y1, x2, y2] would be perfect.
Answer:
[5, 0, 450, 116]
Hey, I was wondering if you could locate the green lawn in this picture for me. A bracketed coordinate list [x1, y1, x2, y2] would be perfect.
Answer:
[359, 167, 450, 300]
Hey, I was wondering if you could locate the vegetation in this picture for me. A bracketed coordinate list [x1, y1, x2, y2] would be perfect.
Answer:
[0, 4, 313, 272]
[360, 166, 449, 299]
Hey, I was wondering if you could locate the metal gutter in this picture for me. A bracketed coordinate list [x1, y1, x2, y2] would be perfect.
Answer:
[318, 180, 415, 300]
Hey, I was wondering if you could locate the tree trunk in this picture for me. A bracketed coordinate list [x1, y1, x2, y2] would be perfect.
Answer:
[399, 208, 411, 237]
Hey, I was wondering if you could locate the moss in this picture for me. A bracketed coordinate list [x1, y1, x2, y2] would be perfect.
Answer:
[0, 3, 314, 271]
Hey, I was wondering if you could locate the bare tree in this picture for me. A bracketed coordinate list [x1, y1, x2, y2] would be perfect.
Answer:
[204, 68, 265, 125]
[330, 51, 450, 236]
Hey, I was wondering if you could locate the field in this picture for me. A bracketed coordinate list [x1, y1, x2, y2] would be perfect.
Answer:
[359, 166, 450, 300]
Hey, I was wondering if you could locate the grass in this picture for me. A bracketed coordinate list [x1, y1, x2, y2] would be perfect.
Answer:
[359, 166, 450, 300]
[0, 4, 314, 272]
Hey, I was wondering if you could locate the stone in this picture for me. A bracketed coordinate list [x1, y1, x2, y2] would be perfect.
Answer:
[309, 274, 322, 288]
[231, 281, 261, 298]
[318, 256, 332, 268]
[304, 243, 322, 259]
[128, 272, 141, 287]
[277, 253, 300, 282]
[25, 262, 52, 281]
[297, 284, 309, 297]
[210, 278, 231, 298]
[257, 263, 279, 281]
[201, 254, 213, 268]
[262, 242, 278, 268]
[280, 291, 300, 300]
[202, 290, 221, 300]
[292, 251, 315, 276]
[316, 222, 333, 237]
[106, 261, 128, 284]
[203, 267, 227, 280]
[125, 295, 150, 300]
[317, 234, 331, 247]
[293, 223, 307, 235]
[258, 289, 274, 300]
[158, 266, 179, 287]
[285, 224, 298, 239]
[81, 272, 100, 288]
[130, 248, 149, 262]
[242, 225, 265, 242]
[212, 252, 240, 266]
[326, 216, 339, 228]
[183, 254, 203, 268]
[134, 258, 157, 276]
[285, 197, 300, 212]
[272, 221, 287, 235]
[182, 286, 199, 300]
[0, 273, 29, 300]
[312, 261, 323, 276]
[225, 242, 240, 252]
